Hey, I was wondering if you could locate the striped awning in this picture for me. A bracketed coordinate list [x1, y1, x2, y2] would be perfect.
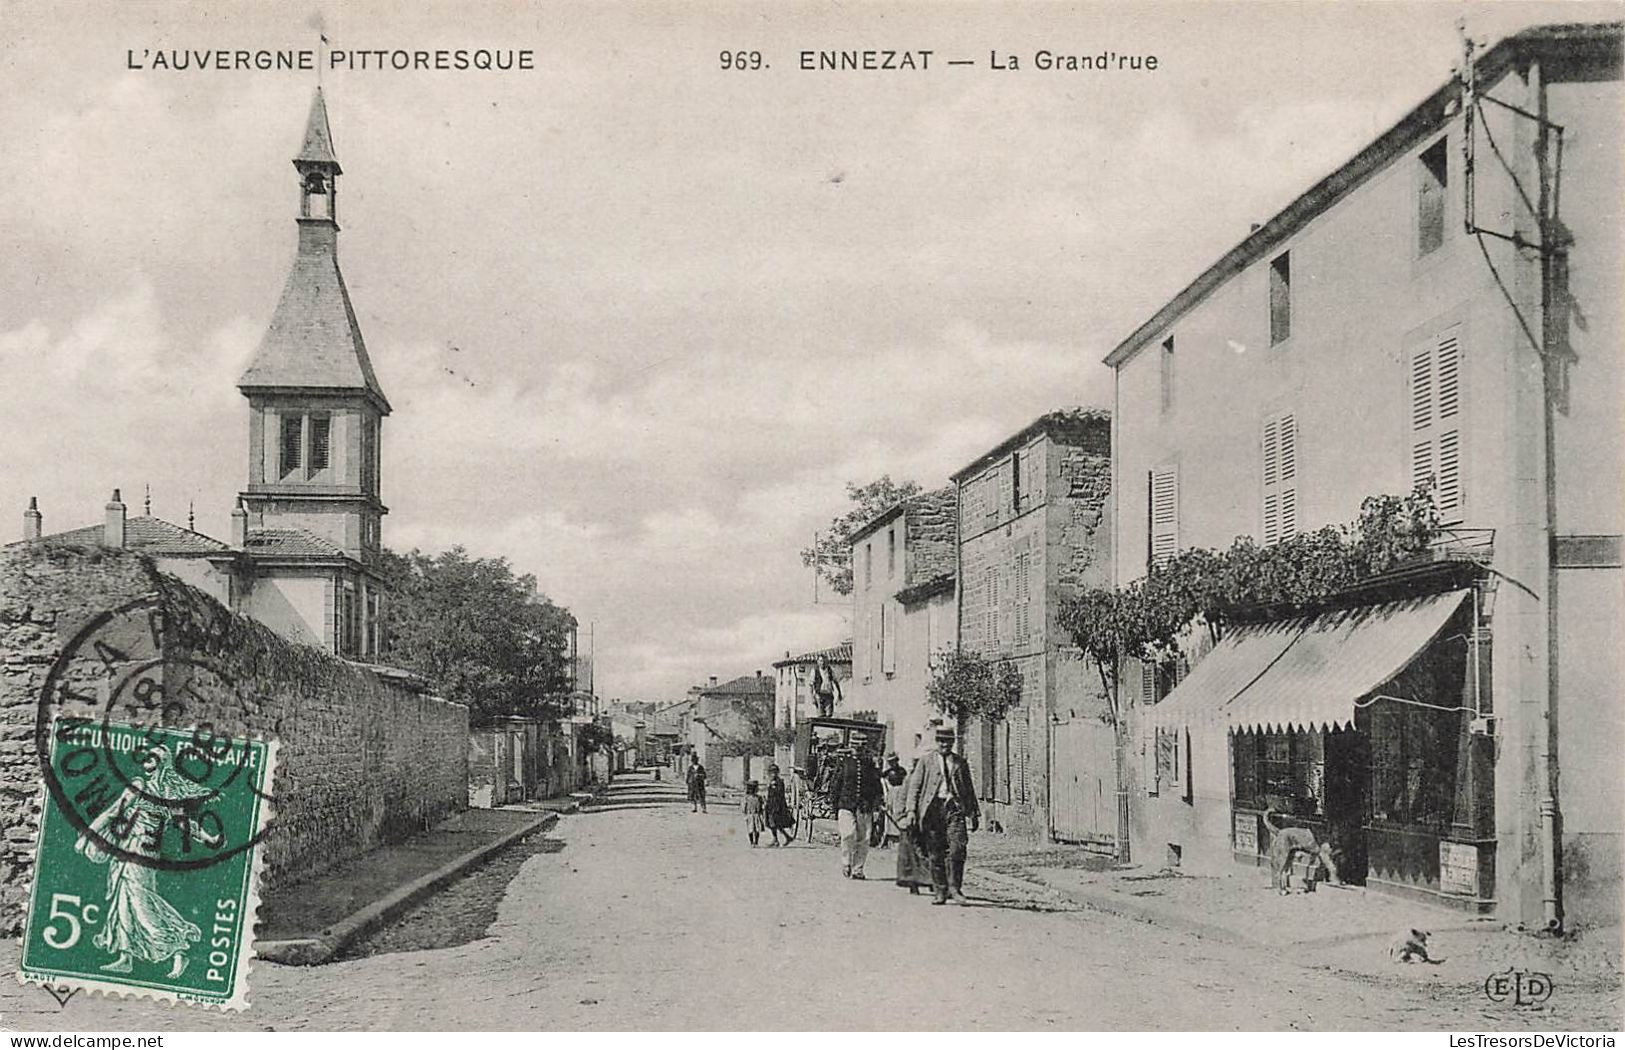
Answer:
[1150, 589, 1471, 734]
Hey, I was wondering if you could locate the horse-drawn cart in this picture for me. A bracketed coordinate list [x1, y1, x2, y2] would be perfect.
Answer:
[791, 716, 888, 841]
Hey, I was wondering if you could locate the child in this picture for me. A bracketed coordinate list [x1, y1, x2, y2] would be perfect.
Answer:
[764, 764, 794, 847]
[742, 780, 765, 847]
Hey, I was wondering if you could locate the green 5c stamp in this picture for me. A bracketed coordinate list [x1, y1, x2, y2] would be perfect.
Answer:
[21, 715, 276, 1010]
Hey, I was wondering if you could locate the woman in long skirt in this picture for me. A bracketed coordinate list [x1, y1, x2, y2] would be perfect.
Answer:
[884, 752, 930, 893]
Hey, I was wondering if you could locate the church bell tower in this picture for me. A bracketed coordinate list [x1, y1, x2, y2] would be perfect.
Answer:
[237, 87, 391, 565]
[234, 88, 391, 659]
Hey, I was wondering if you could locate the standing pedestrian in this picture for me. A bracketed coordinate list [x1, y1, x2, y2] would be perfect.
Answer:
[687, 760, 708, 813]
[829, 744, 883, 879]
[882, 751, 930, 894]
[764, 764, 795, 846]
[742, 780, 765, 846]
[902, 726, 979, 905]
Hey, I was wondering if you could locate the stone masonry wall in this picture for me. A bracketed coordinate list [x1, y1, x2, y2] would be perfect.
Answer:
[0, 544, 469, 934]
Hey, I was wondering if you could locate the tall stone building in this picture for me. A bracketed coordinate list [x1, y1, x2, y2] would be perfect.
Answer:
[847, 487, 957, 755]
[15, 88, 391, 662]
[953, 409, 1114, 842]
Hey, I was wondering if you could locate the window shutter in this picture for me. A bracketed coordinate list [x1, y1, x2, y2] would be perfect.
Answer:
[1145, 725, 1159, 796]
[1261, 413, 1298, 545]
[1141, 658, 1157, 705]
[1150, 466, 1179, 565]
[1156, 728, 1176, 787]
[1408, 325, 1464, 524]
[1435, 330, 1462, 517]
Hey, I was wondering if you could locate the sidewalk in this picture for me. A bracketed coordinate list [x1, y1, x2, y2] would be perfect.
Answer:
[256, 800, 582, 964]
[965, 838, 1624, 994]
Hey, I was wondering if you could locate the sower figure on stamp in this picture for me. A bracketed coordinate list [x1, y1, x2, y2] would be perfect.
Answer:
[902, 726, 979, 905]
[76, 745, 213, 978]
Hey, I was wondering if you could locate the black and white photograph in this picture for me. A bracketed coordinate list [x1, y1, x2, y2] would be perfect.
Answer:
[0, 0, 1621, 1036]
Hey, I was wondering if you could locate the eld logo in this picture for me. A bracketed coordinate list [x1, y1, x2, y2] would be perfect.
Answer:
[1484, 968, 1555, 1006]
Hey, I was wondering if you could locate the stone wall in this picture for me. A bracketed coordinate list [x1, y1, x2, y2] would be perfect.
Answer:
[0, 544, 468, 934]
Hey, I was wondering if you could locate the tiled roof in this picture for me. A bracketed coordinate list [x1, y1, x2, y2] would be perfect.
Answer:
[698, 674, 776, 698]
[296, 87, 341, 170]
[242, 527, 348, 559]
[772, 642, 853, 668]
[21, 516, 231, 557]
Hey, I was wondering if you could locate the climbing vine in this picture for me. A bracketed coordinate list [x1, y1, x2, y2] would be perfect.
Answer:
[1059, 481, 1443, 687]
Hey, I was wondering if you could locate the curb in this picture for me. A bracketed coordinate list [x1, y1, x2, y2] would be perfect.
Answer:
[256, 810, 559, 966]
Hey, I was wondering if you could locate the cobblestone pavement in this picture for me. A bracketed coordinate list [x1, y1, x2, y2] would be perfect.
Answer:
[1, 771, 1617, 1030]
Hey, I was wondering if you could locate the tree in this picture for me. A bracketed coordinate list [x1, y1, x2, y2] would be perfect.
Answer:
[800, 475, 921, 596]
[926, 651, 1021, 731]
[380, 546, 577, 726]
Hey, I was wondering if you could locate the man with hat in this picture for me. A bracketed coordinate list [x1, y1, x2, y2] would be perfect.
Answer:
[901, 725, 980, 904]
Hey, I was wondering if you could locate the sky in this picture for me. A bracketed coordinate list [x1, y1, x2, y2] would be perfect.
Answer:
[1, 1, 1615, 701]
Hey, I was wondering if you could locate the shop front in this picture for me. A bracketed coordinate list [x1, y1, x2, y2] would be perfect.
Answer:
[1148, 575, 1495, 909]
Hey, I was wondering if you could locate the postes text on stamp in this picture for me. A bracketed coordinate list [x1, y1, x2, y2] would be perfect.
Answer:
[19, 718, 276, 1010]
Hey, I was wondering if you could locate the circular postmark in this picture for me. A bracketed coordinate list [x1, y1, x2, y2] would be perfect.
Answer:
[35, 594, 276, 872]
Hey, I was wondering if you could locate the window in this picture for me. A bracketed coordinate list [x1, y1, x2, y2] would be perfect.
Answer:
[886, 526, 896, 578]
[280, 415, 303, 475]
[361, 416, 378, 493]
[1011, 451, 1022, 511]
[881, 602, 897, 675]
[1407, 323, 1465, 523]
[1148, 465, 1178, 567]
[1261, 411, 1299, 545]
[864, 542, 873, 589]
[1269, 252, 1291, 345]
[1151, 726, 1187, 798]
[1418, 138, 1448, 256]
[983, 473, 999, 528]
[310, 414, 331, 473]
[1160, 336, 1175, 413]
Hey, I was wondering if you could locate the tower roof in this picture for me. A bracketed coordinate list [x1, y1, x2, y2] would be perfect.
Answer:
[295, 86, 342, 172]
[239, 229, 391, 412]
[240, 89, 389, 413]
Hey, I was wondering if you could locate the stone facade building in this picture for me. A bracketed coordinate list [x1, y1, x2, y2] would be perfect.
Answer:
[1114, 24, 1621, 926]
[953, 410, 1114, 841]
[846, 487, 957, 756]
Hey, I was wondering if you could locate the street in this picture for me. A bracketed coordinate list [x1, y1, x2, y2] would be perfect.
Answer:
[0, 771, 1610, 1031]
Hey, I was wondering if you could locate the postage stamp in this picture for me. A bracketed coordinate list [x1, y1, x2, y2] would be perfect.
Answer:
[19, 715, 276, 1010]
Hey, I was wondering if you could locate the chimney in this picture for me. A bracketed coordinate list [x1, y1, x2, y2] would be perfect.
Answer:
[23, 497, 42, 541]
[231, 499, 248, 547]
[104, 489, 126, 548]
[708, 675, 718, 688]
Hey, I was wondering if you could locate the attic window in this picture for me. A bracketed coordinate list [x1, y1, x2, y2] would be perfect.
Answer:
[1418, 138, 1448, 256]
[1269, 252, 1291, 346]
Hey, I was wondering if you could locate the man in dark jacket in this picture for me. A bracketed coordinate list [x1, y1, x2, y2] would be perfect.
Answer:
[901, 726, 980, 904]
[829, 745, 883, 878]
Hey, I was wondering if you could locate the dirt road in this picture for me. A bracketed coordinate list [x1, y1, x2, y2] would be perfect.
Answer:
[2, 771, 1614, 1030]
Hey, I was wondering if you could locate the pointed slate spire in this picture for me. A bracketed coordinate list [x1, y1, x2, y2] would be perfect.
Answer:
[240, 88, 390, 414]
[296, 86, 342, 173]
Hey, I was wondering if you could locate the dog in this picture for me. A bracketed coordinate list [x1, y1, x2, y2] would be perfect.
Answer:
[1264, 809, 1338, 894]
[1387, 928, 1440, 963]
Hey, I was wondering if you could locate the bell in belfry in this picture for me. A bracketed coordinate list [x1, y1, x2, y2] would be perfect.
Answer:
[304, 171, 328, 196]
